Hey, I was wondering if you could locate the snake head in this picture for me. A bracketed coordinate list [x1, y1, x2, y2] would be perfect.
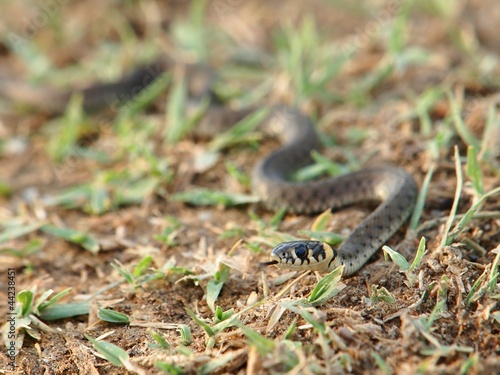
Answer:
[267, 241, 337, 272]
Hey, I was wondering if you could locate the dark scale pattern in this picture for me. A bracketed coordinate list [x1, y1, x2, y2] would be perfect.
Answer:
[310, 242, 326, 262]
[253, 108, 418, 275]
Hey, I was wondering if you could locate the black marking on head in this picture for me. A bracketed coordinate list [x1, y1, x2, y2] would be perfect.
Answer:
[310, 242, 326, 262]
[294, 243, 308, 259]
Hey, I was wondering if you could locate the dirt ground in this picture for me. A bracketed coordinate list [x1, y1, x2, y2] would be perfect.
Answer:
[0, 1, 499, 374]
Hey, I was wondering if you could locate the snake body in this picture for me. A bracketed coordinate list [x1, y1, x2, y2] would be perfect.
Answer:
[0, 62, 418, 276]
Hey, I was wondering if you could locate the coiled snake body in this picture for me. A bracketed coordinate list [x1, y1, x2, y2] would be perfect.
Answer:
[0, 61, 418, 276]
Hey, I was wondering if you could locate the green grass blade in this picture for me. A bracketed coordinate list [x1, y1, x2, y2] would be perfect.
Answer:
[46, 94, 86, 162]
[370, 285, 396, 304]
[17, 290, 34, 317]
[382, 245, 410, 271]
[116, 72, 170, 122]
[38, 302, 90, 320]
[0, 222, 45, 245]
[41, 224, 99, 253]
[85, 335, 129, 366]
[298, 230, 344, 246]
[307, 266, 344, 306]
[447, 186, 500, 246]
[236, 322, 275, 357]
[466, 145, 483, 195]
[185, 309, 214, 337]
[170, 188, 259, 207]
[111, 262, 135, 285]
[37, 288, 72, 311]
[133, 255, 153, 277]
[282, 303, 327, 336]
[465, 271, 487, 305]
[165, 72, 188, 144]
[177, 324, 193, 346]
[206, 264, 230, 312]
[148, 329, 170, 349]
[155, 361, 185, 375]
[448, 91, 480, 151]
[488, 245, 500, 292]
[207, 108, 269, 152]
[98, 308, 130, 324]
[409, 237, 427, 271]
[410, 163, 434, 230]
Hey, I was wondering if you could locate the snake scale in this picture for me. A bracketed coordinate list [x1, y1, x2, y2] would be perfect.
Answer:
[0, 60, 418, 276]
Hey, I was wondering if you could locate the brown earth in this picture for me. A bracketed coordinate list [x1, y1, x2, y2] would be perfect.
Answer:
[0, 1, 499, 374]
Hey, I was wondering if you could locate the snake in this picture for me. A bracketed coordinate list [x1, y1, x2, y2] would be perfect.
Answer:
[0, 60, 418, 276]
[256, 107, 418, 276]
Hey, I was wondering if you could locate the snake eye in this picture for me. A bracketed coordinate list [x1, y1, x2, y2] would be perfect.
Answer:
[294, 243, 307, 259]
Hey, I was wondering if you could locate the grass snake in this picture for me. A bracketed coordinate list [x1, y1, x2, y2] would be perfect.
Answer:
[0, 61, 418, 276]
[256, 107, 417, 276]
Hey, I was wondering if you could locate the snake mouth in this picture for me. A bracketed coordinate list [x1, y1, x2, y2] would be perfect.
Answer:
[260, 260, 279, 267]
